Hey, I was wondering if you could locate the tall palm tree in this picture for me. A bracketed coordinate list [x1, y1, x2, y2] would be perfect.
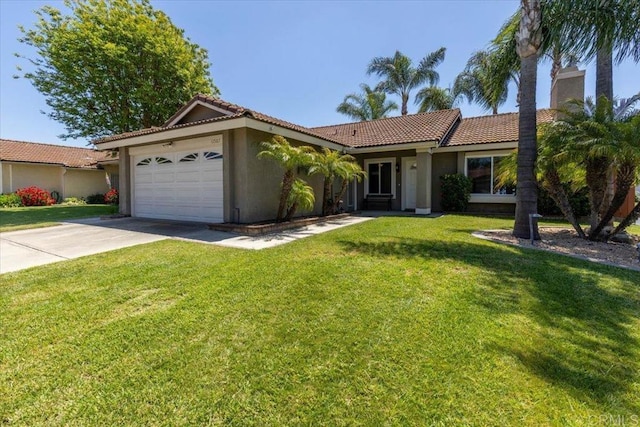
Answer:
[415, 86, 459, 112]
[454, 50, 511, 114]
[258, 135, 316, 222]
[336, 84, 398, 121]
[367, 48, 446, 115]
[513, 0, 543, 239]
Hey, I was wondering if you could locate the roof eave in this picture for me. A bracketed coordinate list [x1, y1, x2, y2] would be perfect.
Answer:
[348, 140, 438, 154]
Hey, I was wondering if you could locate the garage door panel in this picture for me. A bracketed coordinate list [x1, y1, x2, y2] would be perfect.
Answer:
[133, 148, 224, 223]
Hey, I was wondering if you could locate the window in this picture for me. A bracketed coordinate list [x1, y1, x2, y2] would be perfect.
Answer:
[180, 153, 199, 162]
[466, 155, 514, 195]
[204, 151, 223, 160]
[155, 156, 173, 164]
[364, 158, 395, 197]
[136, 158, 152, 166]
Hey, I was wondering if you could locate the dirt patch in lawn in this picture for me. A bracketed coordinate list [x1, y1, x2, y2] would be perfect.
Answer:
[475, 227, 640, 272]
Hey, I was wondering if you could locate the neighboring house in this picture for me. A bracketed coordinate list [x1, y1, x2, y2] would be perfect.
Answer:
[94, 68, 584, 224]
[0, 139, 119, 199]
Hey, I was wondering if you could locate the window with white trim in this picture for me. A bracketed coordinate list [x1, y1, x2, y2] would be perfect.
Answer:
[364, 158, 395, 197]
[465, 155, 514, 195]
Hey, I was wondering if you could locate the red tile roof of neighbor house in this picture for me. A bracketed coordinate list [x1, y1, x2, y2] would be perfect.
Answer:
[311, 109, 461, 147]
[443, 109, 556, 146]
[0, 139, 116, 168]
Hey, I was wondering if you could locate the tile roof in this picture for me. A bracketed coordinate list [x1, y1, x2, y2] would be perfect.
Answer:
[0, 139, 115, 168]
[311, 109, 461, 148]
[95, 95, 345, 146]
[443, 109, 556, 146]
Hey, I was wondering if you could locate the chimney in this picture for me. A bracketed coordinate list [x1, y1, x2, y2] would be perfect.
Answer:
[550, 66, 585, 112]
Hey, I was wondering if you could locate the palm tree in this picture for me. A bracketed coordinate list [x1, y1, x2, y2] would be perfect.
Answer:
[284, 178, 316, 221]
[258, 135, 316, 222]
[551, 0, 640, 105]
[336, 84, 398, 121]
[558, 97, 640, 240]
[454, 50, 511, 114]
[310, 147, 365, 216]
[415, 86, 459, 112]
[367, 48, 446, 115]
[513, 0, 543, 239]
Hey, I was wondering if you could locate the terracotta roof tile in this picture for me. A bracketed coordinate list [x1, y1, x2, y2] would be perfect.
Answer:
[96, 95, 345, 146]
[311, 109, 461, 147]
[0, 139, 115, 168]
[443, 109, 556, 146]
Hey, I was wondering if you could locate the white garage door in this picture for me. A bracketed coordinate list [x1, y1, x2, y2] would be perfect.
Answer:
[133, 148, 223, 223]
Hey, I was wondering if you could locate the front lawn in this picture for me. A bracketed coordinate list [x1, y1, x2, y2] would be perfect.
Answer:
[1, 215, 638, 425]
[0, 204, 116, 232]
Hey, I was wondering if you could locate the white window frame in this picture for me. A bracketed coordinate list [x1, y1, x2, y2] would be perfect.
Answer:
[464, 153, 516, 203]
[364, 157, 396, 199]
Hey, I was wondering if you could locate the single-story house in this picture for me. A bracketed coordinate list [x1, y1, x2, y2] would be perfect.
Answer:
[94, 67, 585, 224]
[0, 139, 119, 199]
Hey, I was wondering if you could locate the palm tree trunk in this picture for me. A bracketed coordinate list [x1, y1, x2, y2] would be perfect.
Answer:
[595, 46, 613, 103]
[284, 201, 298, 221]
[277, 169, 295, 222]
[611, 201, 640, 236]
[322, 178, 332, 216]
[543, 170, 585, 238]
[513, 53, 540, 239]
[401, 92, 409, 115]
[585, 157, 609, 232]
[334, 179, 350, 213]
[590, 163, 636, 241]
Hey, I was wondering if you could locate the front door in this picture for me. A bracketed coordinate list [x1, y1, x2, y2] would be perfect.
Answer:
[403, 157, 417, 210]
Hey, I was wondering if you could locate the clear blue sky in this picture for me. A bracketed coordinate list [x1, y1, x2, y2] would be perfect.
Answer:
[1, 0, 638, 148]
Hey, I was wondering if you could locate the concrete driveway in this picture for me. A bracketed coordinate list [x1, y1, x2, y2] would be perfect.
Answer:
[1, 216, 371, 274]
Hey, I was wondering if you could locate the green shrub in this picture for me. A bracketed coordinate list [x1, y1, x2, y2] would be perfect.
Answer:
[85, 193, 105, 204]
[0, 193, 23, 208]
[440, 174, 472, 212]
[63, 197, 87, 205]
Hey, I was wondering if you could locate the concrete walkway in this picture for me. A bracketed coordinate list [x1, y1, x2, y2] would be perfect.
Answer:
[0, 216, 371, 274]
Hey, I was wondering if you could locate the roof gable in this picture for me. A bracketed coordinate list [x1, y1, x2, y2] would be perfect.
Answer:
[163, 95, 244, 127]
[443, 109, 556, 147]
[0, 139, 114, 168]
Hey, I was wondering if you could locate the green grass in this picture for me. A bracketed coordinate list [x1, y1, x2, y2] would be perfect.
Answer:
[0, 204, 116, 232]
[1, 215, 639, 425]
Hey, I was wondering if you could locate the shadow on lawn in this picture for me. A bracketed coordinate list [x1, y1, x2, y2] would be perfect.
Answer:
[338, 236, 640, 410]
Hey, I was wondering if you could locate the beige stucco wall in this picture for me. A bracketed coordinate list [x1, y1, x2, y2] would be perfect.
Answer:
[0, 161, 111, 199]
[1, 162, 10, 194]
[8, 163, 63, 195]
[229, 128, 324, 223]
[64, 169, 110, 198]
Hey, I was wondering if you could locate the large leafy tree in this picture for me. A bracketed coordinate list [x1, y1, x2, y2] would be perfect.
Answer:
[258, 135, 316, 222]
[17, 0, 218, 140]
[513, 0, 543, 239]
[367, 48, 446, 115]
[336, 84, 398, 121]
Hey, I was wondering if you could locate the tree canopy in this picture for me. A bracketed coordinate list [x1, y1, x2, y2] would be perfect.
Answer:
[367, 48, 446, 115]
[17, 0, 219, 140]
[336, 84, 398, 121]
